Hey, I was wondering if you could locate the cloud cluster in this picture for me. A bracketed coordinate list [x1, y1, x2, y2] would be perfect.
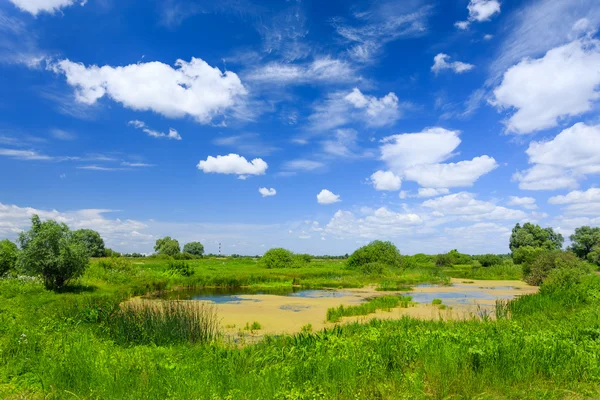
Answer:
[370, 170, 402, 191]
[513, 123, 600, 190]
[197, 154, 268, 177]
[245, 57, 358, 85]
[422, 192, 527, 221]
[259, 187, 277, 197]
[128, 120, 181, 140]
[455, 0, 501, 30]
[507, 196, 537, 210]
[549, 188, 600, 216]
[379, 127, 497, 188]
[51, 57, 247, 124]
[8, 0, 85, 16]
[317, 189, 341, 204]
[431, 54, 475, 74]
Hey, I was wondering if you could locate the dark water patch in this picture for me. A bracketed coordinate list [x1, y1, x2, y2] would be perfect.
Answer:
[280, 305, 311, 312]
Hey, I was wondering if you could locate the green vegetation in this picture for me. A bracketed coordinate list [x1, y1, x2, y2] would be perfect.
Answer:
[327, 295, 413, 322]
[510, 222, 564, 253]
[3, 217, 600, 398]
[257, 247, 311, 268]
[183, 241, 205, 257]
[154, 236, 181, 257]
[431, 298, 442, 305]
[346, 240, 402, 272]
[72, 228, 105, 257]
[477, 253, 503, 267]
[0, 239, 18, 276]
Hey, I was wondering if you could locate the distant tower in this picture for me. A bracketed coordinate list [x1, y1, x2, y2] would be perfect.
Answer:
[218, 242, 221, 256]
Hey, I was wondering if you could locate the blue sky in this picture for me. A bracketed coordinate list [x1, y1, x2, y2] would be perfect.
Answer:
[1, 0, 600, 255]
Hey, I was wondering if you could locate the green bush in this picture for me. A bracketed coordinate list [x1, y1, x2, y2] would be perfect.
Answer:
[435, 253, 453, 267]
[346, 241, 401, 270]
[587, 245, 600, 267]
[512, 246, 544, 265]
[167, 260, 194, 277]
[478, 254, 503, 267]
[0, 239, 18, 277]
[359, 262, 387, 275]
[524, 250, 586, 286]
[72, 229, 105, 257]
[103, 248, 121, 257]
[154, 236, 181, 257]
[183, 241, 204, 257]
[17, 215, 89, 290]
[447, 249, 472, 265]
[258, 248, 295, 268]
[97, 257, 133, 272]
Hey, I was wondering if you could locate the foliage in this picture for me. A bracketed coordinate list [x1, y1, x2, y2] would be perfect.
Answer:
[166, 260, 194, 276]
[97, 257, 133, 273]
[523, 250, 588, 286]
[183, 241, 205, 257]
[435, 253, 453, 267]
[346, 241, 402, 270]
[512, 246, 544, 265]
[587, 245, 600, 266]
[103, 248, 121, 257]
[569, 226, 600, 259]
[16, 215, 89, 290]
[72, 229, 105, 257]
[258, 248, 295, 268]
[154, 236, 181, 257]
[0, 239, 19, 277]
[123, 253, 145, 258]
[477, 254, 503, 267]
[327, 294, 412, 322]
[509, 222, 564, 253]
[432, 298, 443, 305]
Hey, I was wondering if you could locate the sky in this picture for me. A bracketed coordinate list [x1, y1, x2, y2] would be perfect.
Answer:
[1, 0, 600, 256]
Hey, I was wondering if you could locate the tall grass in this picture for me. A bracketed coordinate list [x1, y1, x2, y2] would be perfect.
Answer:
[327, 295, 412, 322]
[108, 300, 220, 345]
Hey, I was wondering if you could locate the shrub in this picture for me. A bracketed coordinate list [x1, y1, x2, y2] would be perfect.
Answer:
[539, 266, 591, 295]
[478, 254, 503, 267]
[103, 248, 121, 257]
[17, 215, 89, 290]
[435, 253, 453, 267]
[0, 239, 19, 277]
[587, 245, 600, 267]
[258, 248, 295, 269]
[512, 246, 544, 265]
[524, 250, 585, 286]
[432, 298, 442, 305]
[72, 229, 105, 257]
[183, 241, 204, 257]
[97, 257, 133, 272]
[359, 262, 387, 275]
[167, 260, 194, 276]
[346, 241, 401, 270]
[448, 249, 472, 265]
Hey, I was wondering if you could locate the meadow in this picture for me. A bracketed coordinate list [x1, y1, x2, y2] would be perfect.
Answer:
[2, 252, 600, 399]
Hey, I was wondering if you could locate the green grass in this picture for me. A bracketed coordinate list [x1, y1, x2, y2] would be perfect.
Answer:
[431, 298, 442, 305]
[2, 257, 600, 399]
[327, 295, 413, 322]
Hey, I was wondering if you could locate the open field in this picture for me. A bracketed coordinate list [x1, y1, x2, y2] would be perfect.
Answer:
[2, 255, 600, 399]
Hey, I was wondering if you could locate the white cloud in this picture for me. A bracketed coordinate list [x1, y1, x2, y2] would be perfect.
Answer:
[370, 170, 402, 191]
[326, 208, 422, 239]
[121, 162, 155, 168]
[492, 38, 600, 134]
[50, 129, 76, 140]
[282, 159, 325, 172]
[514, 123, 600, 190]
[128, 120, 182, 140]
[417, 188, 450, 198]
[244, 57, 358, 85]
[549, 188, 600, 216]
[431, 54, 475, 74]
[317, 189, 341, 204]
[0, 148, 52, 161]
[309, 88, 404, 131]
[51, 57, 247, 124]
[213, 133, 278, 157]
[197, 154, 268, 177]
[258, 187, 277, 197]
[507, 196, 537, 210]
[321, 129, 360, 157]
[455, 0, 501, 30]
[422, 192, 527, 221]
[8, 0, 85, 16]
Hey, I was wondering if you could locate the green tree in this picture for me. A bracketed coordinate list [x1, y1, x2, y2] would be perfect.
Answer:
[17, 215, 89, 290]
[509, 223, 564, 253]
[347, 241, 402, 270]
[0, 239, 19, 276]
[183, 241, 204, 257]
[72, 229, 105, 257]
[258, 248, 294, 269]
[523, 250, 586, 286]
[569, 226, 600, 259]
[154, 236, 181, 257]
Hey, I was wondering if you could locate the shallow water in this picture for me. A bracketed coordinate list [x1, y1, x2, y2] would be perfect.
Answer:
[154, 287, 353, 303]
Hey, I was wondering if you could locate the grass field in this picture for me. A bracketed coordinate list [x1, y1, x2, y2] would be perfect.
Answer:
[1, 256, 600, 399]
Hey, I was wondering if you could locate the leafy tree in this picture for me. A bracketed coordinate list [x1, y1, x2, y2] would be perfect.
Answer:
[478, 254, 503, 267]
[587, 245, 600, 266]
[509, 223, 564, 253]
[523, 250, 585, 286]
[72, 229, 105, 257]
[103, 248, 121, 257]
[569, 226, 600, 259]
[347, 241, 402, 270]
[154, 236, 181, 257]
[0, 239, 19, 277]
[183, 241, 204, 257]
[17, 215, 89, 290]
[258, 248, 294, 268]
[512, 246, 544, 265]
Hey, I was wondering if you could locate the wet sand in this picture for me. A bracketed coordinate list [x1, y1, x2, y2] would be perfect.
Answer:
[211, 279, 538, 339]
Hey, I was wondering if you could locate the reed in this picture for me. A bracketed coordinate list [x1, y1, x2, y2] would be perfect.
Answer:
[326, 295, 412, 322]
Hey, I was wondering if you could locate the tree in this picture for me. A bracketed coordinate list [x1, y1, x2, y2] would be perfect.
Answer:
[523, 250, 585, 286]
[258, 248, 294, 269]
[509, 223, 564, 253]
[154, 236, 180, 257]
[569, 226, 600, 259]
[17, 215, 89, 290]
[0, 239, 19, 277]
[72, 229, 105, 257]
[347, 241, 402, 270]
[183, 241, 204, 257]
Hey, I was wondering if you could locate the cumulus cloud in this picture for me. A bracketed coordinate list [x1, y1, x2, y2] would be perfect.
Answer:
[128, 120, 181, 140]
[309, 88, 404, 131]
[549, 188, 600, 216]
[431, 54, 475, 74]
[380, 127, 497, 188]
[8, 0, 85, 16]
[422, 192, 527, 221]
[455, 0, 501, 30]
[317, 189, 341, 204]
[50, 57, 247, 124]
[507, 196, 537, 210]
[326, 208, 422, 239]
[513, 123, 600, 190]
[258, 187, 277, 197]
[370, 170, 402, 191]
[492, 38, 600, 134]
[197, 154, 268, 177]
